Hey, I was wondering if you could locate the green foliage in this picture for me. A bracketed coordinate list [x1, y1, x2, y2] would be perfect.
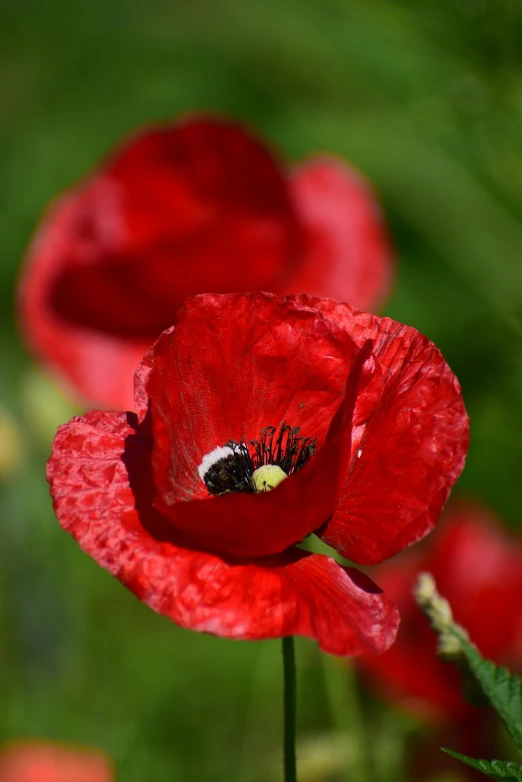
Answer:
[414, 576, 522, 780]
[4, 1, 522, 779]
[453, 629, 522, 753]
[442, 750, 522, 782]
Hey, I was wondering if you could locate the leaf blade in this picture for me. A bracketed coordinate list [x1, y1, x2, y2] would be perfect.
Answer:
[442, 749, 522, 782]
[454, 630, 522, 752]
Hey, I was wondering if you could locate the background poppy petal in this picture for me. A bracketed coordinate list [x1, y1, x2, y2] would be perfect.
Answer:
[17, 194, 149, 410]
[19, 119, 392, 411]
[358, 502, 522, 722]
[289, 157, 394, 311]
[18, 117, 302, 408]
[0, 742, 113, 782]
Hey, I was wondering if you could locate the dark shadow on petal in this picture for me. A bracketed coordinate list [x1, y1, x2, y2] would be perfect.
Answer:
[345, 566, 384, 596]
[121, 412, 188, 544]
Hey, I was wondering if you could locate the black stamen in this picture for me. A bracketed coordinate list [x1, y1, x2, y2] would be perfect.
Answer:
[202, 422, 316, 497]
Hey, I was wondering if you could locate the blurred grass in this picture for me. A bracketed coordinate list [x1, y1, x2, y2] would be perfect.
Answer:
[2, 0, 522, 779]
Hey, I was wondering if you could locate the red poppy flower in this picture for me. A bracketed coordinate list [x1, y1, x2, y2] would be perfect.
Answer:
[19, 115, 393, 409]
[358, 501, 522, 721]
[47, 293, 468, 656]
[0, 742, 113, 782]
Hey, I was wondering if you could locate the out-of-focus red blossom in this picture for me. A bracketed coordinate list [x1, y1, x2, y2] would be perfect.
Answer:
[0, 742, 113, 782]
[18, 115, 394, 409]
[47, 293, 468, 655]
[358, 501, 522, 722]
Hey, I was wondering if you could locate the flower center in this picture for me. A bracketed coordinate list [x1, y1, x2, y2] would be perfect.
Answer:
[198, 423, 317, 496]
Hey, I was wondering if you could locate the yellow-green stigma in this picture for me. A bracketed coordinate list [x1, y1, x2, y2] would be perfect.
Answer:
[251, 464, 288, 492]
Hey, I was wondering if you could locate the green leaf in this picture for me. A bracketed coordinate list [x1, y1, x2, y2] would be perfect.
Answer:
[454, 630, 522, 752]
[442, 749, 522, 781]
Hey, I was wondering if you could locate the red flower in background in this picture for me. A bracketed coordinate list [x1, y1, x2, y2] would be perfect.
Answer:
[47, 293, 468, 656]
[0, 742, 113, 782]
[18, 115, 393, 409]
[358, 502, 522, 722]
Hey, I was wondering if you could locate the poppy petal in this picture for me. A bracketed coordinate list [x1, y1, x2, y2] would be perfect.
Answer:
[18, 194, 149, 409]
[419, 503, 522, 661]
[0, 743, 113, 782]
[47, 410, 399, 655]
[296, 297, 469, 564]
[289, 157, 394, 310]
[143, 292, 358, 496]
[153, 334, 374, 558]
[359, 502, 522, 722]
[138, 293, 376, 557]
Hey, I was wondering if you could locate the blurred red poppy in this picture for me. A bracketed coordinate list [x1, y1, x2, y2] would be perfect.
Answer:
[18, 115, 393, 409]
[47, 292, 468, 656]
[0, 741, 113, 782]
[358, 501, 522, 722]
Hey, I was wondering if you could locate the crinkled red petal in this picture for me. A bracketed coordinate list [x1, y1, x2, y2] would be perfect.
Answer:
[288, 296, 469, 565]
[47, 410, 399, 656]
[138, 292, 375, 557]
[154, 336, 373, 559]
[288, 157, 394, 311]
[143, 292, 358, 498]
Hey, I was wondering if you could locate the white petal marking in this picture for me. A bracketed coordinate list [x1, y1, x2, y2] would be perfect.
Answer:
[197, 445, 235, 482]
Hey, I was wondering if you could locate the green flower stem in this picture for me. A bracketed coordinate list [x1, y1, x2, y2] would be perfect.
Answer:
[282, 636, 297, 782]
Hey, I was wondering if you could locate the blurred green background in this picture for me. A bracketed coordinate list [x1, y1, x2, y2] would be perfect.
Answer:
[1, 0, 522, 779]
